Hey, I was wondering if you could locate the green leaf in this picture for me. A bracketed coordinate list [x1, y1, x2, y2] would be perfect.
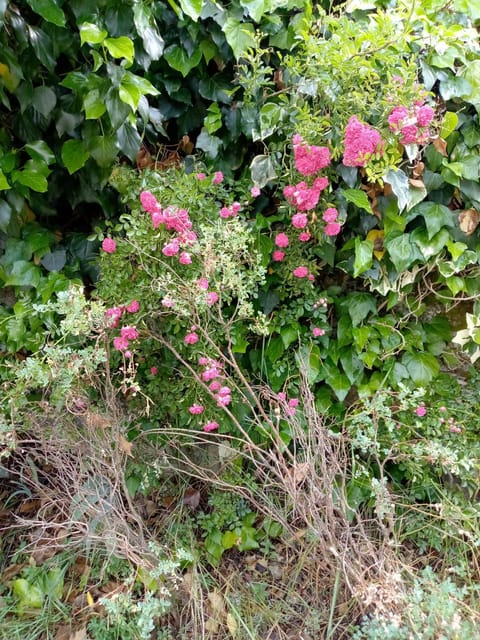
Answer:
[105, 37, 134, 64]
[295, 344, 321, 385]
[196, 128, 221, 159]
[13, 170, 48, 192]
[83, 90, 107, 119]
[402, 352, 439, 386]
[61, 139, 90, 174]
[410, 201, 454, 239]
[28, 25, 56, 70]
[32, 85, 57, 117]
[25, 140, 55, 165]
[326, 371, 351, 402]
[89, 135, 118, 167]
[0, 199, 12, 231]
[258, 102, 283, 140]
[411, 227, 449, 259]
[41, 249, 66, 272]
[119, 82, 141, 111]
[440, 111, 458, 139]
[5, 260, 42, 287]
[385, 168, 425, 212]
[347, 293, 377, 326]
[385, 234, 422, 272]
[250, 154, 276, 188]
[79, 23, 107, 46]
[221, 530, 238, 549]
[164, 44, 202, 77]
[116, 123, 141, 162]
[343, 188, 372, 213]
[266, 335, 284, 362]
[223, 18, 256, 60]
[240, 0, 269, 22]
[353, 238, 373, 277]
[459, 60, 480, 111]
[13, 579, 44, 609]
[178, 0, 203, 21]
[133, 4, 164, 59]
[204, 102, 222, 134]
[340, 350, 364, 385]
[26, 0, 65, 26]
[0, 170, 10, 190]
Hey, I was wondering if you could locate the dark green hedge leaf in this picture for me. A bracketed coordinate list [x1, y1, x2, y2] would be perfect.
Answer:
[223, 18, 256, 60]
[343, 188, 372, 213]
[116, 123, 141, 161]
[105, 37, 134, 63]
[40, 249, 66, 272]
[402, 351, 439, 386]
[12, 169, 48, 192]
[26, 0, 66, 27]
[0, 170, 10, 190]
[25, 140, 55, 165]
[346, 292, 377, 327]
[353, 238, 373, 277]
[385, 234, 422, 272]
[164, 44, 202, 77]
[61, 139, 90, 174]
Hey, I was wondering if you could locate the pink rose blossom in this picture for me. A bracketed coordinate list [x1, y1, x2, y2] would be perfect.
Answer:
[178, 230, 198, 245]
[275, 233, 290, 248]
[277, 392, 287, 401]
[217, 395, 231, 407]
[288, 398, 299, 408]
[325, 222, 342, 236]
[292, 213, 308, 229]
[293, 266, 309, 278]
[124, 350, 132, 358]
[189, 404, 204, 414]
[251, 186, 261, 197]
[113, 336, 129, 351]
[202, 367, 221, 382]
[197, 277, 209, 290]
[415, 406, 427, 417]
[140, 190, 159, 213]
[400, 124, 419, 145]
[121, 326, 139, 340]
[387, 106, 409, 131]
[203, 421, 219, 432]
[293, 137, 331, 175]
[322, 208, 338, 223]
[184, 332, 199, 345]
[206, 291, 219, 305]
[198, 356, 209, 366]
[102, 238, 116, 253]
[284, 177, 329, 211]
[272, 250, 285, 262]
[106, 307, 123, 327]
[179, 252, 192, 265]
[343, 116, 384, 167]
[231, 202, 241, 214]
[312, 327, 325, 337]
[196, 172, 206, 181]
[126, 300, 140, 313]
[162, 241, 180, 257]
[151, 211, 164, 229]
[298, 232, 311, 242]
[218, 386, 231, 397]
[161, 297, 175, 308]
[220, 206, 231, 219]
[209, 380, 222, 391]
[212, 171, 223, 185]
[150, 366, 158, 375]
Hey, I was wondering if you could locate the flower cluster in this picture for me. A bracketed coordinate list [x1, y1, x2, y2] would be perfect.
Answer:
[388, 102, 435, 145]
[219, 202, 241, 219]
[277, 391, 300, 417]
[102, 237, 116, 253]
[283, 177, 329, 211]
[186, 356, 234, 432]
[343, 116, 384, 167]
[293, 134, 331, 176]
[105, 299, 139, 328]
[113, 325, 139, 355]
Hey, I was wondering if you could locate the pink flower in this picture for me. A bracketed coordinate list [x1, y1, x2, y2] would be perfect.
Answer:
[312, 327, 325, 337]
[231, 202, 241, 214]
[161, 297, 175, 308]
[121, 326, 139, 340]
[151, 211, 164, 229]
[343, 116, 384, 167]
[150, 366, 158, 375]
[251, 186, 261, 197]
[275, 233, 290, 248]
[322, 207, 338, 223]
[212, 171, 223, 185]
[439, 406, 447, 412]
[124, 350, 132, 358]
[162, 241, 180, 257]
[294, 138, 331, 175]
[198, 356, 209, 366]
[291, 213, 308, 229]
[113, 336, 129, 351]
[202, 367, 221, 382]
[140, 190, 159, 213]
[102, 238, 116, 253]
[220, 206, 231, 219]
[163, 207, 192, 233]
[400, 124, 419, 145]
[184, 332, 199, 345]
[206, 291, 219, 305]
[272, 250, 285, 262]
[415, 406, 427, 417]
[179, 252, 192, 265]
[189, 404, 204, 414]
[284, 177, 329, 211]
[277, 392, 287, 401]
[203, 421, 219, 432]
[416, 105, 434, 127]
[325, 222, 342, 236]
[197, 277, 209, 290]
[387, 106, 409, 131]
[293, 266, 309, 278]
[196, 172, 206, 181]
[218, 386, 231, 397]
[217, 395, 231, 407]
[178, 230, 198, 245]
[298, 232, 311, 242]
[209, 380, 222, 391]
[106, 307, 123, 327]
[288, 398, 299, 408]
[126, 300, 140, 313]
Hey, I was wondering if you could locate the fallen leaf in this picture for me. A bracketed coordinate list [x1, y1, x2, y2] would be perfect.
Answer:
[408, 178, 425, 189]
[208, 590, 225, 614]
[86, 591, 95, 607]
[226, 612, 238, 637]
[69, 628, 88, 640]
[412, 161, 425, 178]
[183, 488, 201, 509]
[459, 209, 480, 235]
[205, 618, 220, 633]
[366, 229, 385, 260]
[161, 495, 176, 509]
[118, 435, 133, 457]
[433, 136, 448, 156]
[287, 462, 310, 486]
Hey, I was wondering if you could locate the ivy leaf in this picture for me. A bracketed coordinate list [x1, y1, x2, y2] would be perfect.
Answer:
[41, 249, 66, 272]
[164, 44, 202, 77]
[133, 4, 164, 60]
[409, 201, 454, 239]
[89, 135, 118, 167]
[240, 0, 269, 22]
[61, 139, 90, 174]
[178, 0, 203, 21]
[385, 234, 422, 272]
[459, 60, 480, 111]
[27, 25, 56, 70]
[25, 140, 55, 165]
[223, 18, 256, 60]
[79, 23, 107, 46]
[32, 86, 56, 117]
[343, 188, 372, 213]
[116, 123, 141, 161]
[83, 90, 107, 119]
[12, 169, 48, 192]
[4, 260, 42, 287]
[346, 292, 377, 326]
[26, 0, 66, 27]
[250, 154, 276, 188]
[326, 371, 351, 402]
[196, 128, 221, 159]
[385, 168, 421, 212]
[105, 37, 134, 64]
[402, 352, 439, 386]
[440, 111, 458, 139]
[353, 238, 373, 277]
[0, 199, 12, 231]
[258, 102, 283, 140]
[0, 170, 9, 191]
[411, 227, 449, 259]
